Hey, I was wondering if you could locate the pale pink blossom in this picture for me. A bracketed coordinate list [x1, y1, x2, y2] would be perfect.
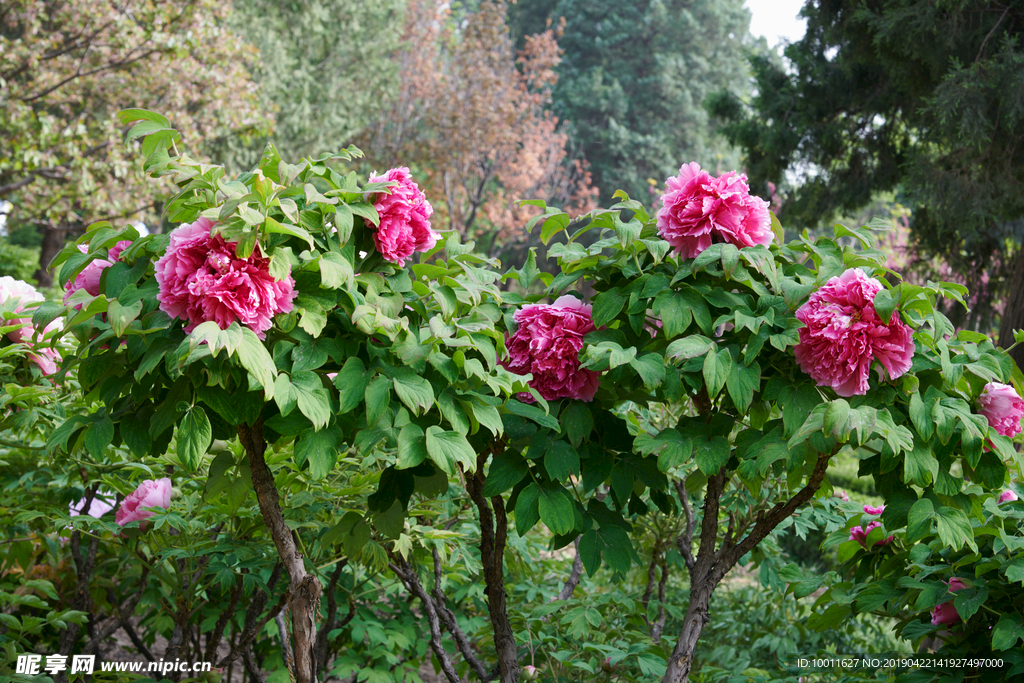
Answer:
[931, 578, 968, 626]
[0, 276, 62, 375]
[793, 269, 914, 396]
[656, 162, 772, 258]
[63, 241, 132, 306]
[999, 490, 1019, 503]
[155, 218, 296, 337]
[69, 493, 116, 519]
[835, 490, 849, 502]
[115, 478, 172, 528]
[978, 382, 1024, 438]
[523, 665, 538, 680]
[368, 167, 438, 266]
[500, 295, 601, 402]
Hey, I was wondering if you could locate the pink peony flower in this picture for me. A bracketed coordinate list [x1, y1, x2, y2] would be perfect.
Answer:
[656, 162, 772, 258]
[977, 382, 1024, 437]
[931, 578, 968, 626]
[63, 240, 132, 306]
[155, 218, 296, 337]
[0, 276, 62, 375]
[849, 520, 893, 548]
[864, 504, 885, 515]
[500, 295, 601, 402]
[368, 167, 438, 266]
[835, 490, 849, 502]
[115, 478, 172, 528]
[999, 490, 1019, 503]
[793, 268, 914, 396]
[523, 665, 537, 680]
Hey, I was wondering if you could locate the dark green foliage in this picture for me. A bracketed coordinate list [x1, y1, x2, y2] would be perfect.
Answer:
[508, 0, 753, 204]
[710, 0, 1024, 343]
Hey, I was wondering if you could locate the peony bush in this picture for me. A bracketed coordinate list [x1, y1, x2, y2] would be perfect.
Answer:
[21, 107, 1024, 683]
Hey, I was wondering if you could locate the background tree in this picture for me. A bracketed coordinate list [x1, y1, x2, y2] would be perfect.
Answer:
[707, 0, 1024, 367]
[0, 0, 262, 285]
[364, 0, 599, 257]
[216, 0, 404, 171]
[507, 0, 754, 206]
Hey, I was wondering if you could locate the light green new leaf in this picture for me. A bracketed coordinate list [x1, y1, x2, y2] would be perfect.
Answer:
[425, 426, 476, 475]
[319, 252, 354, 289]
[235, 327, 276, 400]
[392, 371, 434, 416]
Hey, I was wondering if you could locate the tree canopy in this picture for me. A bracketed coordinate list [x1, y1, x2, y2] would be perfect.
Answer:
[0, 0, 262, 284]
[509, 0, 754, 205]
[708, 0, 1024, 361]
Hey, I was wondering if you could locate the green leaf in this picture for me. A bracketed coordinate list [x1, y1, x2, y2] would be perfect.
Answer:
[872, 286, 899, 324]
[630, 353, 666, 390]
[545, 440, 580, 481]
[319, 252, 353, 289]
[482, 450, 528, 496]
[934, 506, 975, 552]
[425, 426, 476, 475]
[539, 212, 569, 245]
[592, 288, 626, 328]
[505, 400, 560, 431]
[396, 424, 428, 469]
[560, 403, 593, 447]
[666, 336, 713, 361]
[515, 483, 541, 535]
[364, 375, 392, 427]
[392, 371, 434, 416]
[823, 398, 851, 440]
[295, 426, 343, 479]
[653, 291, 692, 338]
[334, 357, 370, 413]
[120, 418, 152, 458]
[538, 488, 575, 535]
[265, 216, 314, 249]
[904, 438, 939, 486]
[952, 586, 988, 622]
[908, 391, 932, 440]
[906, 498, 935, 543]
[235, 327, 276, 400]
[177, 408, 212, 471]
[578, 528, 602, 576]
[107, 300, 143, 337]
[726, 361, 760, 413]
[292, 371, 331, 430]
[694, 436, 730, 476]
[84, 416, 114, 460]
[992, 614, 1024, 651]
[702, 349, 732, 398]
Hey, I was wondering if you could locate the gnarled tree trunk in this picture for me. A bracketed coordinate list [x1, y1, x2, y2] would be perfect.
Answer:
[239, 418, 322, 683]
[997, 245, 1024, 372]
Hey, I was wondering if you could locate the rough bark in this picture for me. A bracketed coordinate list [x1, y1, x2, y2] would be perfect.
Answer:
[239, 419, 321, 683]
[661, 448, 835, 683]
[466, 450, 518, 683]
[998, 245, 1024, 372]
[34, 223, 67, 287]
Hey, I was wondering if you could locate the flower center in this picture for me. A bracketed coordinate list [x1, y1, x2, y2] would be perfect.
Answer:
[850, 310, 861, 324]
[206, 252, 232, 274]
